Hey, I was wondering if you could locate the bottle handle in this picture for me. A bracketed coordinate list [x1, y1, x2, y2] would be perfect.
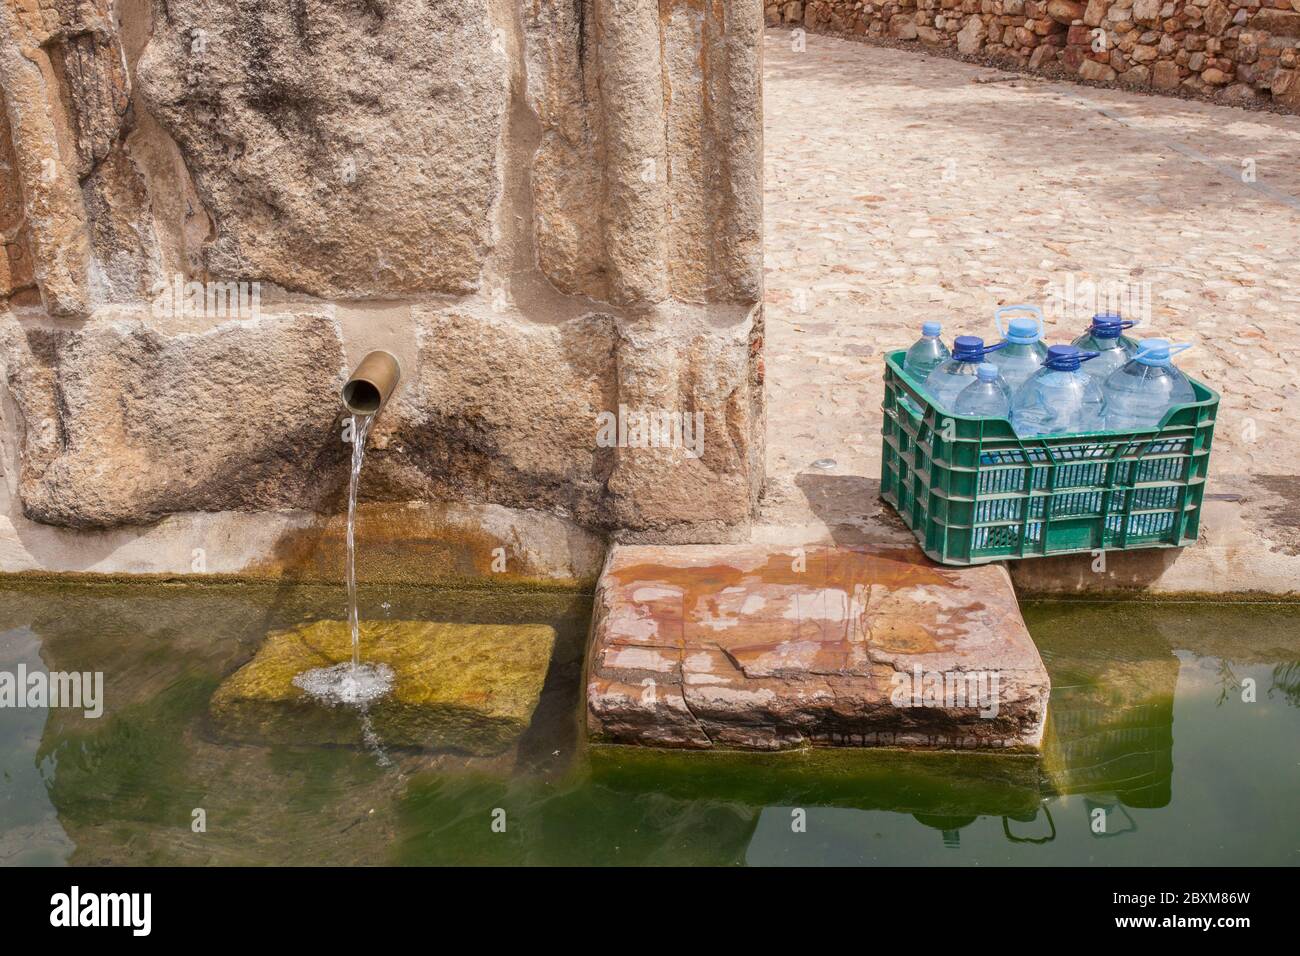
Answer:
[994, 304, 1044, 340]
[1168, 343, 1192, 355]
[982, 341, 1009, 355]
[1077, 350, 1101, 362]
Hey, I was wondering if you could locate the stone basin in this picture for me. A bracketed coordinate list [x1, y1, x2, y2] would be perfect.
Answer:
[211, 620, 556, 755]
[586, 543, 1049, 751]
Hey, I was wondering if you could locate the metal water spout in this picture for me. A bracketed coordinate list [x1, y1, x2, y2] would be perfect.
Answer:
[341, 350, 402, 414]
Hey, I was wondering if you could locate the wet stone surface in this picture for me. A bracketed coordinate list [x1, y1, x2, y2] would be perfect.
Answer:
[211, 620, 557, 756]
[586, 543, 1050, 751]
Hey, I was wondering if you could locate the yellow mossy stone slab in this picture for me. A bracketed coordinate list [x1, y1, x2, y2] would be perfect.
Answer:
[210, 620, 556, 755]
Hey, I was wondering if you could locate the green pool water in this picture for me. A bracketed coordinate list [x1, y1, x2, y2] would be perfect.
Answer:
[1, 583, 1296, 866]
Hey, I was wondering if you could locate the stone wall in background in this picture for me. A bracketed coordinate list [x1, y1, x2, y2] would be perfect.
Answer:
[0, 0, 766, 567]
[767, 0, 1300, 110]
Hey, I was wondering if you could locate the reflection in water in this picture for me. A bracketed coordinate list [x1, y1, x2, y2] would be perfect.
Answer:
[0, 626, 74, 865]
[1040, 649, 1177, 830]
[1270, 660, 1300, 708]
[1002, 806, 1056, 845]
[0, 585, 1296, 865]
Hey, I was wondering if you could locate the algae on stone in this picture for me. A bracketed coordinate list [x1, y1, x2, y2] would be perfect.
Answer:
[210, 620, 556, 755]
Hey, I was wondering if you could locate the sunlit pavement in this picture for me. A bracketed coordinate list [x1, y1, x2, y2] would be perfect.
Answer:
[760, 29, 1300, 543]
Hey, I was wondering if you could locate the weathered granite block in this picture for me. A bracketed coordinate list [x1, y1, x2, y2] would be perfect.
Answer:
[212, 620, 556, 755]
[0, 0, 766, 554]
[586, 543, 1050, 751]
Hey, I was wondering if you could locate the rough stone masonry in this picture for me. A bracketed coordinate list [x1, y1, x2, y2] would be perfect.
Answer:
[0, 0, 765, 570]
[769, 0, 1300, 111]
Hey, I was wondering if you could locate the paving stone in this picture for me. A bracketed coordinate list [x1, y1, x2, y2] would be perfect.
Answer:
[759, 31, 1300, 568]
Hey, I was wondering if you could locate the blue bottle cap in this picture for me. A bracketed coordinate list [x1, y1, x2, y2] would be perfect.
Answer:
[1136, 337, 1169, 357]
[953, 335, 985, 361]
[1005, 317, 1041, 344]
[922, 321, 942, 336]
[1044, 344, 1099, 371]
[976, 363, 1000, 382]
[1134, 338, 1191, 365]
[1089, 313, 1135, 338]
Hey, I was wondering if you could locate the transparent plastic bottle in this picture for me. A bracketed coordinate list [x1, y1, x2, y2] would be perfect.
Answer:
[1072, 312, 1139, 382]
[1102, 339, 1196, 431]
[1010, 345, 1106, 437]
[954, 362, 1012, 418]
[903, 321, 951, 382]
[923, 335, 1007, 414]
[988, 305, 1050, 393]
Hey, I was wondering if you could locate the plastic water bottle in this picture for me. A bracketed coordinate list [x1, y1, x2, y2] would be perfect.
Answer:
[1072, 312, 1138, 382]
[954, 362, 1012, 418]
[1102, 339, 1195, 430]
[903, 321, 950, 381]
[988, 305, 1049, 393]
[1010, 345, 1106, 436]
[923, 335, 1007, 413]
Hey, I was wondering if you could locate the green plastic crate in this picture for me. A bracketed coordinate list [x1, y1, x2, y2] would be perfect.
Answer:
[879, 349, 1218, 566]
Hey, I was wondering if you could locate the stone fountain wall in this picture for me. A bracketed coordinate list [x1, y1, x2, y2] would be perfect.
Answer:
[0, 1, 765, 580]
[768, 0, 1300, 110]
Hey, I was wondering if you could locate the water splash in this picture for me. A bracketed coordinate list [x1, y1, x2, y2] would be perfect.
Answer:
[347, 412, 374, 668]
[292, 661, 394, 707]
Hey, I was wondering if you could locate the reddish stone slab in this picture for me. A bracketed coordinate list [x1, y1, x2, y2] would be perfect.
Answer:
[586, 543, 1049, 751]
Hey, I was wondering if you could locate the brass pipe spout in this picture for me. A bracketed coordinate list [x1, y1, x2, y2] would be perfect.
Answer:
[341, 350, 401, 415]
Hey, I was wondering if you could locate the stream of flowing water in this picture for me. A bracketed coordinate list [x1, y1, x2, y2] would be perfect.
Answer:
[346, 412, 373, 668]
[290, 412, 393, 707]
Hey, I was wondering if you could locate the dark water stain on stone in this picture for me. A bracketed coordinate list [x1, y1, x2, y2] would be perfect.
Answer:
[1255, 476, 1300, 557]
[249, 502, 595, 590]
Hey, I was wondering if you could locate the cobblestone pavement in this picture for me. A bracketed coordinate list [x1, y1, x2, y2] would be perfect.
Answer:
[759, 29, 1300, 530]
